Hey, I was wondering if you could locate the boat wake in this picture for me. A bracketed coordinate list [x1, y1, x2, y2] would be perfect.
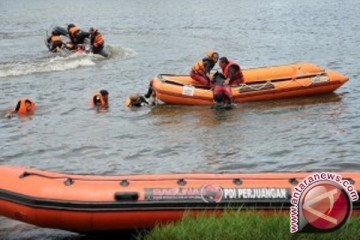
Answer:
[0, 46, 135, 78]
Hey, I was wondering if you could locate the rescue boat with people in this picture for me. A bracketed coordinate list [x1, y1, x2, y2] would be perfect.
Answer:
[45, 26, 109, 58]
[151, 62, 348, 105]
[0, 165, 359, 232]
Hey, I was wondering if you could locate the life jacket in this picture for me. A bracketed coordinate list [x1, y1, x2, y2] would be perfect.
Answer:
[92, 32, 104, 48]
[17, 98, 35, 115]
[223, 61, 244, 81]
[192, 57, 213, 75]
[91, 92, 106, 106]
[50, 35, 62, 43]
[68, 26, 80, 37]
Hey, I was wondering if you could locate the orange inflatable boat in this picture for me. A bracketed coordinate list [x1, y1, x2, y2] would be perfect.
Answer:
[152, 62, 349, 105]
[0, 165, 358, 232]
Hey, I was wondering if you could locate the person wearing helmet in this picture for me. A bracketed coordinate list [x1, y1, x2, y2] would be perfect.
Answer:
[190, 51, 219, 86]
[89, 28, 105, 54]
[219, 57, 245, 85]
[67, 24, 90, 46]
[47, 30, 65, 52]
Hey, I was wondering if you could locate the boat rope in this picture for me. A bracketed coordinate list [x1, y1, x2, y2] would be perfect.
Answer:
[18, 171, 307, 183]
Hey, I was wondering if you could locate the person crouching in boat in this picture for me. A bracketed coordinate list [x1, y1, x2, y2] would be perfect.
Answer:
[190, 51, 219, 86]
[219, 57, 245, 85]
[91, 90, 109, 109]
[47, 31, 65, 52]
[67, 24, 90, 47]
[212, 72, 235, 106]
[5, 98, 35, 118]
[89, 28, 105, 54]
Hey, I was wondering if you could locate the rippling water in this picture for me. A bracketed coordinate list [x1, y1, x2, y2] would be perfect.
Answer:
[1, 0, 360, 238]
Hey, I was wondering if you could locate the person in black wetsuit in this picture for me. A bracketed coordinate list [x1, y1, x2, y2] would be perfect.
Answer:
[126, 80, 156, 107]
[212, 72, 234, 106]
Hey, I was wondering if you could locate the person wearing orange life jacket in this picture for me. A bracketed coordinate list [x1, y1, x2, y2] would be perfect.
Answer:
[89, 28, 105, 54]
[5, 98, 35, 118]
[67, 24, 90, 46]
[91, 90, 109, 107]
[47, 31, 65, 52]
[219, 57, 245, 85]
[190, 51, 219, 86]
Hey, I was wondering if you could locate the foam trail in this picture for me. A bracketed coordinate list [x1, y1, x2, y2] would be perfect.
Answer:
[0, 46, 135, 78]
[0, 55, 95, 78]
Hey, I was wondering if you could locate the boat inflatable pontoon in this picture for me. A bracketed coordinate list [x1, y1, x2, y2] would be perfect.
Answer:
[152, 62, 348, 105]
[0, 166, 358, 232]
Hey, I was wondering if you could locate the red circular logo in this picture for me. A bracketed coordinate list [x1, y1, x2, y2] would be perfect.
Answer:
[200, 185, 223, 203]
[301, 182, 351, 230]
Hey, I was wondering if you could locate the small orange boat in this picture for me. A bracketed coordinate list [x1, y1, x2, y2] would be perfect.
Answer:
[152, 62, 349, 105]
[0, 165, 358, 232]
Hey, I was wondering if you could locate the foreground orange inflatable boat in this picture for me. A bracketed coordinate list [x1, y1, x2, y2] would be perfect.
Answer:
[0, 165, 359, 233]
[152, 62, 349, 105]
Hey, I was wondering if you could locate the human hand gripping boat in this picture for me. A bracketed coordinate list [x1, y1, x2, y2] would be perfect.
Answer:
[151, 62, 348, 105]
[0, 165, 359, 232]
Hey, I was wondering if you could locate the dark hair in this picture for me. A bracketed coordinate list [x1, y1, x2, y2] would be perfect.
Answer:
[67, 24, 75, 30]
[219, 57, 229, 64]
[25, 99, 32, 104]
[100, 90, 109, 96]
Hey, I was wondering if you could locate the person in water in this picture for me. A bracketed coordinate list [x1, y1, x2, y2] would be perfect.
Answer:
[5, 98, 35, 118]
[91, 90, 109, 108]
[125, 94, 149, 108]
[219, 57, 245, 85]
[125, 80, 156, 107]
[67, 24, 90, 46]
[190, 51, 219, 86]
[89, 28, 105, 54]
[212, 72, 234, 105]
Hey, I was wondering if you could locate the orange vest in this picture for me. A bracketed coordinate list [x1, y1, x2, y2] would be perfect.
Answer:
[50, 35, 62, 43]
[69, 26, 80, 37]
[94, 34, 104, 47]
[192, 60, 205, 75]
[17, 98, 35, 115]
[91, 92, 106, 106]
[223, 61, 244, 81]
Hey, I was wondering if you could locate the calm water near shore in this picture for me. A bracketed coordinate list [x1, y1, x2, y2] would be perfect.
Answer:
[0, 0, 359, 238]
